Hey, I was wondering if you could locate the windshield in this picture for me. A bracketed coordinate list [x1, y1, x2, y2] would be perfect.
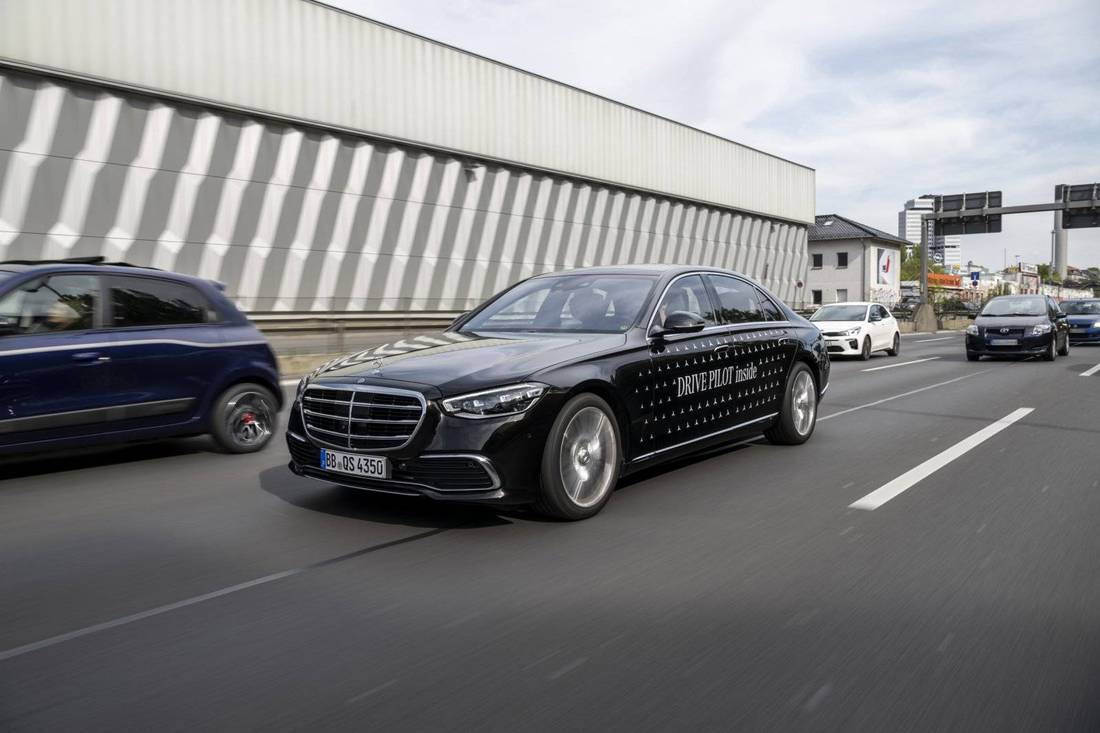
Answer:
[810, 304, 867, 322]
[980, 296, 1046, 317]
[461, 274, 657, 333]
[1062, 300, 1100, 315]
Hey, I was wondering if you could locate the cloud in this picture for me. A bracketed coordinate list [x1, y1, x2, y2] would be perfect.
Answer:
[333, 0, 1100, 267]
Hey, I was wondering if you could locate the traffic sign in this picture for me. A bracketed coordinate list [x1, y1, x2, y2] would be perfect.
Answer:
[1055, 183, 1100, 229]
[933, 191, 1003, 235]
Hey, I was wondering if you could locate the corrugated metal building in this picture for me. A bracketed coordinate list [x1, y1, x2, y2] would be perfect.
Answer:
[0, 0, 815, 312]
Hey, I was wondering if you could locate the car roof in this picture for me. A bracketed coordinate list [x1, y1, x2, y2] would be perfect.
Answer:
[530, 264, 748, 278]
[0, 261, 216, 288]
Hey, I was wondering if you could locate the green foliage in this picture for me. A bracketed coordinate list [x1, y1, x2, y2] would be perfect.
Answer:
[900, 255, 944, 281]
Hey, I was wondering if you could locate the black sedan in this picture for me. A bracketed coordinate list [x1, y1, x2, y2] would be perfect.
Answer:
[965, 294, 1071, 361]
[287, 266, 830, 519]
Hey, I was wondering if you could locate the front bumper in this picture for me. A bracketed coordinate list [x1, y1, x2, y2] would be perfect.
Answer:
[823, 335, 862, 356]
[966, 332, 1052, 356]
[285, 387, 561, 505]
[1068, 325, 1100, 343]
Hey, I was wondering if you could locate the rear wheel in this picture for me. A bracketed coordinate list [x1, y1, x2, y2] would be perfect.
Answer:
[535, 393, 621, 520]
[886, 332, 900, 356]
[210, 383, 278, 453]
[859, 336, 872, 360]
[765, 363, 817, 446]
[1058, 332, 1070, 356]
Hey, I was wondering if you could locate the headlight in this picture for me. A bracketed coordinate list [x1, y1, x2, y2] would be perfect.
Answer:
[966, 324, 979, 335]
[842, 327, 861, 337]
[441, 383, 547, 419]
[1093, 321, 1100, 328]
[1032, 323, 1052, 336]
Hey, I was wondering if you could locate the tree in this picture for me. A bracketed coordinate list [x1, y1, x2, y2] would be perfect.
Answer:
[900, 254, 944, 281]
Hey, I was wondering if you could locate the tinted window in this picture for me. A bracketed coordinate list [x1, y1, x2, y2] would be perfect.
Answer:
[462, 274, 656, 333]
[0, 274, 98, 335]
[811, 289, 822, 305]
[1063, 300, 1100, 315]
[756, 288, 784, 321]
[873, 305, 890, 319]
[656, 275, 715, 327]
[980, 296, 1045, 317]
[837, 252, 848, 268]
[706, 275, 764, 324]
[111, 277, 209, 327]
[811, 304, 868, 322]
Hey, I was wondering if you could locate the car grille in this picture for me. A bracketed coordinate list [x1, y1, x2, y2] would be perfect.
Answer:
[301, 385, 425, 450]
[984, 327, 1025, 337]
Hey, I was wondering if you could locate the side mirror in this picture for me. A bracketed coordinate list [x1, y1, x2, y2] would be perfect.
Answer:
[654, 310, 706, 336]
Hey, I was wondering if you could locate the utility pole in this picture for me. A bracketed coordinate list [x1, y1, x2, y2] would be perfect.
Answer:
[914, 213, 937, 333]
[1053, 210, 1068, 280]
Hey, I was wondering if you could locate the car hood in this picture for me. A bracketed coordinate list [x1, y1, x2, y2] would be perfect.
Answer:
[308, 330, 628, 396]
[811, 320, 864, 333]
[974, 315, 1046, 328]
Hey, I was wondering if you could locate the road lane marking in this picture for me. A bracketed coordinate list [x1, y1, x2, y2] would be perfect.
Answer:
[819, 371, 987, 422]
[915, 336, 954, 343]
[0, 527, 452, 663]
[862, 357, 941, 372]
[849, 407, 1034, 511]
[280, 378, 300, 386]
[1081, 362, 1100, 377]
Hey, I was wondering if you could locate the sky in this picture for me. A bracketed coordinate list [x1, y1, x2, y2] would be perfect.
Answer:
[333, 0, 1100, 269]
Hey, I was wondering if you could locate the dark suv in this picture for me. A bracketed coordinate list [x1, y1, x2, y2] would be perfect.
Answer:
[0, 258, 281, 455]
[965, 294, 1070, 361]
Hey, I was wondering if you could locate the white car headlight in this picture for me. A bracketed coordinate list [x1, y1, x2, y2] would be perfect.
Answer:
[966, 324, 979, 335]
[1093, 321, 1100, 328]
[1032, 323, 1052, 335]
[842, 327, 861, 337]
[441, 383, 547, 419]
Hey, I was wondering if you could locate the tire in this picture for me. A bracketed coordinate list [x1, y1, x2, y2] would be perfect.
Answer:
[966, 351, 980, 362]
[1042, 336, 1056, 361]
[535, 393, 621, 520]
[210, 383, 279, 453]
[765, 362, 818, 446]
[886, 332, 900, 356]
[859, 336, 872, 360]
[1058, 332, 1070, 356]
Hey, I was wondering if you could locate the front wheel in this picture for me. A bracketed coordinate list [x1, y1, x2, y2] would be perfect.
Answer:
[886, 332, 900, 356]
[1043, 336, 1056, 361]
[535, 393, 621, 520]
[1058, 332, 1070, 356]
[210, 383, 278, 453]
[859, 336, 872, 360]
[765, 363, 818, 446]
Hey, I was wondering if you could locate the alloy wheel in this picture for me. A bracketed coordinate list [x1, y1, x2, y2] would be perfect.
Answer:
[791, 370, 817, 437]
[558, 406, 618, 508]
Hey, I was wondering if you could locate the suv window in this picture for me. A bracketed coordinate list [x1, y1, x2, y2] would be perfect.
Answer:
[706, 275, 765, 324]
[110, 277, 210, 328]
[0, 274, 98, 335]
[655, 275, 715, 327]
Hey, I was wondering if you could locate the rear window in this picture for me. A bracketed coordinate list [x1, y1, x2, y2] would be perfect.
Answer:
[110, 277, 212, 328]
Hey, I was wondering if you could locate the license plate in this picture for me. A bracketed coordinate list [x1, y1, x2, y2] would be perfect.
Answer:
[1072, 328, 1089, 334]
[319, 448, 389, 478]
[990, 338, 1018, 346]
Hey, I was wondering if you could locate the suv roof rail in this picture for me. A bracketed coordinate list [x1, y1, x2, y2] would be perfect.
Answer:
[0, 256, 160, 270]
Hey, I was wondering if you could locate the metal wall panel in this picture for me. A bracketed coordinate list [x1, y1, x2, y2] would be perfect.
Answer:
[0, 0, 815, 224]
[0, 70, 809, 311]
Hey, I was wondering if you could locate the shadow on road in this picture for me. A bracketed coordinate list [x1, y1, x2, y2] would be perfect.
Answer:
[258, 464, 511, 530]
[0, 437, 210, 481]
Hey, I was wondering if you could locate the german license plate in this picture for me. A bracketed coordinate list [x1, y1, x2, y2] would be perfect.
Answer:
[990, 338, 1018, 346]
[1072, 328, 1089, 334]
[319, 448, 389, 478]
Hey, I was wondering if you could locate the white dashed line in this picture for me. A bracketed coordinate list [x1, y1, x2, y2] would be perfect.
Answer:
[1080, 362, 1100, 377]
[849, 407, 1034, 511]
[914, 336, 954, 343]
[862, 357, 941, 372]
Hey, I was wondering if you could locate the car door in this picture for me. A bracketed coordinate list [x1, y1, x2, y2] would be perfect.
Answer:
[0, 272, 118, 446]
[868, 305, 890, 349]
[705, 274, 793, 427]
[1048, 297, 1068, 348]
[643, 274, 734, 458]
[104, 275, 227, 429]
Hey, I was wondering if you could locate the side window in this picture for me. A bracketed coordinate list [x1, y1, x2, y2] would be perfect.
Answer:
[811, 289, 822, 305]
[878, 305, 892, 320]
[811, 253, 823, 269]
[755, 288, 785, 321]
[0, 274, 98, 335]
[706, 275, 765, 324]
[837, 252, 849, 268]
[111, 277, 209, 328]
[656, 275, 715, 326]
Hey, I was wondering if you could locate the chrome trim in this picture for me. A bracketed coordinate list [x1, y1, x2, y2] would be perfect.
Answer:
[631, 412, 779, 463]
[0, 338, 267, 358]
[300, 383, 427, 451]
[420, 453, 503, 491]
[645, 271, 788, 336]
[302, 407, 418, 424]
[298, 453, 502, 496]
[287, 430, 307, 442]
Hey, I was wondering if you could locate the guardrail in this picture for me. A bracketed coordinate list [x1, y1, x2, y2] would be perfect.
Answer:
[250, 311, 463, 356]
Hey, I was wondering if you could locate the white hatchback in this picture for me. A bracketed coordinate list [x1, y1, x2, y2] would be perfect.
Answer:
[810, 302, 901, 360]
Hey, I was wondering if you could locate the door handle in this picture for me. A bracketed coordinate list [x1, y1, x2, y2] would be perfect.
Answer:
[72, 352, 111, 363]
[714, 344, 732, 353]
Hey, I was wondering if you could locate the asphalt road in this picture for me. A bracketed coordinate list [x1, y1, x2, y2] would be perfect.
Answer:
[2, 333, 1100, 732]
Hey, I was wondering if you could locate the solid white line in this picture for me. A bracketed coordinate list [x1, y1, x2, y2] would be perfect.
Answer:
[849, 407, 1034, 511]
[1081, 362, 1100, 377]
[280, 378, 301, 386]
[862, 357, 941, 372]
[915, 336, 954, 343]
[819, 370, 987, 422]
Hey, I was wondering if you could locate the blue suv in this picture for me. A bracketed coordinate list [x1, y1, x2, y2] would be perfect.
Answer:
[0, 258, 281, 455]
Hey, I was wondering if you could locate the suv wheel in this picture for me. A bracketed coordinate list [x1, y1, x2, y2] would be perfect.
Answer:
[211, 383, 278, 453]
[765, 363, 817, 445]
[535, 393, 621, 520]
